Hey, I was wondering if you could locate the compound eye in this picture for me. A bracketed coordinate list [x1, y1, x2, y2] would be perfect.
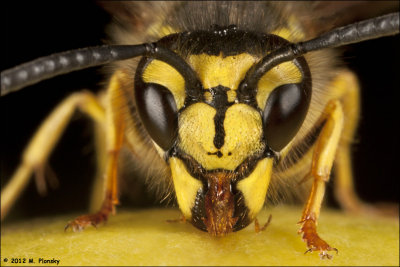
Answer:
[262, 83, 310, 152]
[135, 82, 178, 151]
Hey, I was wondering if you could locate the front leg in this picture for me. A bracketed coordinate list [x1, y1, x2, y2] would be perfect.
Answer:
[64, 192, 116, 232]
[299, 100, 343, 259]
[65, 71, 127, 232]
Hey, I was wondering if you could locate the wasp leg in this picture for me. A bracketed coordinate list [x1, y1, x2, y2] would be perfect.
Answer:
[299, 100, 343, 259]
[89, 91, 108, 213]
[254, 214, 272, 233]
[1, 91, 105, 220]
[65, 71, 128, 232]
[332, 70, 364, 213]
[332, 71, 398, 217]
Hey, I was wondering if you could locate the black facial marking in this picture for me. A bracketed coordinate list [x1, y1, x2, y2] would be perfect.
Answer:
[208, 85, 232, 149]
[207, 151, 223, 158]
[160, 26, 286, 57]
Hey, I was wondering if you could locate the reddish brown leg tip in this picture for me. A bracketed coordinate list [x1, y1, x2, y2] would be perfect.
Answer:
[255, 214, 272, 233]
[304, 246, 338, 259]
[299, 216, 337, 260]
[63, 211, 110, 232]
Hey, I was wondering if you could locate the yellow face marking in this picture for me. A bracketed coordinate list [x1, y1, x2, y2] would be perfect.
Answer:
[204, 91, 213, 103]
[142, 60, 186, 109]
[256, 61, 302, 109]
[188, 53, 257, 90]
[222, 104, 264, 168]
[227, 90, 237, 102]
[178, 103, 263, 170]
[236, 158, 273, 219]
[178, 102, 216, 165]
[169, 157, 203, 220]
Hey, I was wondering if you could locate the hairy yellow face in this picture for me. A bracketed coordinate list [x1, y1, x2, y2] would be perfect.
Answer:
[178, 54, 263, 171]
[135, 28, 308, 236]
[139, 52, 301, 232]
[143, 54, 301, 171]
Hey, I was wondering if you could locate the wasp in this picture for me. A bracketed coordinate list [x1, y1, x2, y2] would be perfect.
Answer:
[1, 1, 399, 259]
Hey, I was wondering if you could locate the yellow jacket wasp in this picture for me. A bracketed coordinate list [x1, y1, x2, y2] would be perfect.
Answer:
[1, 1, 399, 259]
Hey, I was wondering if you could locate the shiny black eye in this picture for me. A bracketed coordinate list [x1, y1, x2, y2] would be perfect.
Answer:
[135, 82, 178, 151]
[262, 83, 310, 152]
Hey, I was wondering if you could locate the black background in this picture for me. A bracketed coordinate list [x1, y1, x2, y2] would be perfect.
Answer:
[1, 1, 399, 222]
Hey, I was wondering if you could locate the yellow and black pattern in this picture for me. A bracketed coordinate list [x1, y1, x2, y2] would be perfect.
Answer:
[132, 13, 314, 233]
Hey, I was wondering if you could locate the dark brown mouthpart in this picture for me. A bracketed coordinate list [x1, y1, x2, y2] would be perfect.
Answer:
[202, 171, 238, 236]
